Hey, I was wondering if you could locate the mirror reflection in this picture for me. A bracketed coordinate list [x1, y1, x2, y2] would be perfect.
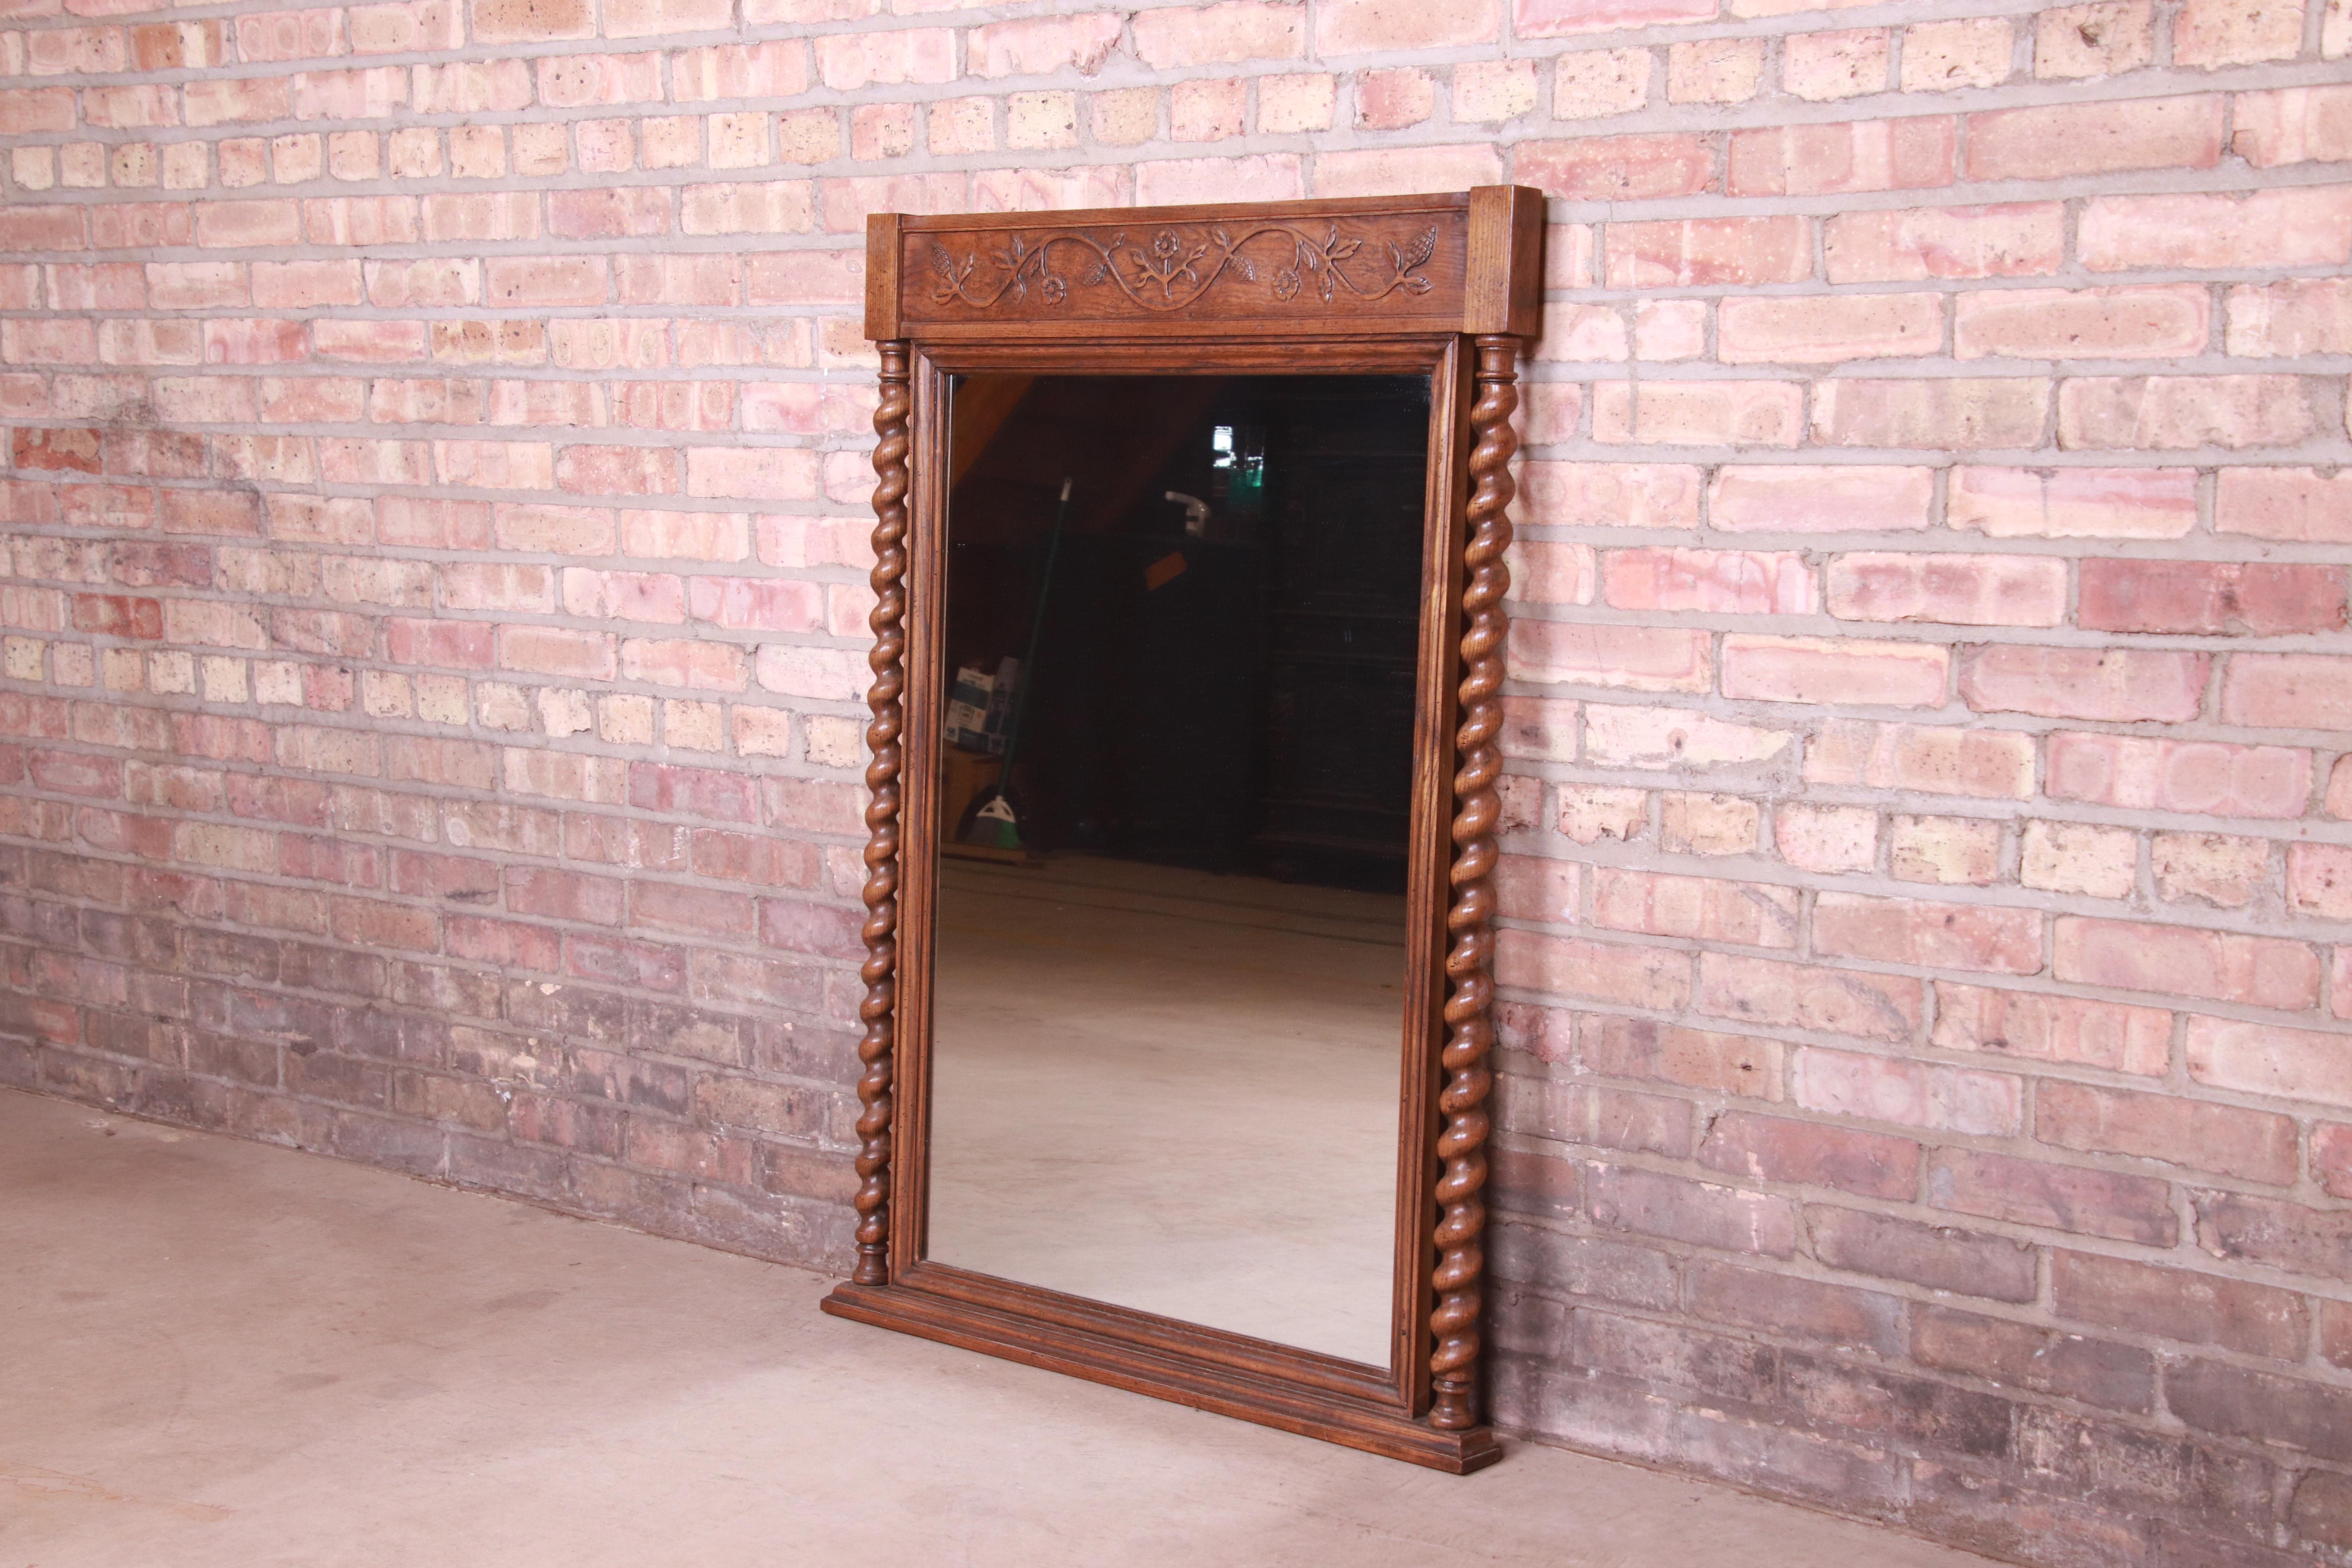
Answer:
[925, 373, 1434, 1367]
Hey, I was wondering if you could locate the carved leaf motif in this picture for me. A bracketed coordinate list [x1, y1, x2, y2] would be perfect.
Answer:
[924, 219, 1445, 314]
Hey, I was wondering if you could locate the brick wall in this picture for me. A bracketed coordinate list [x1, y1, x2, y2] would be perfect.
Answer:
[0, 0, 2345, 1558]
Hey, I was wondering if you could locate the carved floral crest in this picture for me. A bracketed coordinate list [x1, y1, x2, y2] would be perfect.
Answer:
[927, 221, 1443, 314]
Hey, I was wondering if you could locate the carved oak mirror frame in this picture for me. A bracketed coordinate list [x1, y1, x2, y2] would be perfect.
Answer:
[820, 186, 1544, 1473]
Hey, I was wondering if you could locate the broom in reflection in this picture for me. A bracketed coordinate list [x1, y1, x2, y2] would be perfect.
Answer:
[960, 477, 1073, 853]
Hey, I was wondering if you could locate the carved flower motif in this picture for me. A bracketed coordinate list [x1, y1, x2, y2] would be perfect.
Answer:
[1151, 230, 1183, 258]
[1272, 267, 1300, 301]
[1040, 274, 1066, 304]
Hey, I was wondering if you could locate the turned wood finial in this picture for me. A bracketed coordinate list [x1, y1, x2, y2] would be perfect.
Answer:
[1430, 333, 1519, 1431]
[852, 339, 913, 1287]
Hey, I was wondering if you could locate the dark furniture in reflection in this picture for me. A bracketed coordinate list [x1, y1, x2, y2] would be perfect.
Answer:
[943, 376, 1427, 892]
[1255, 379, 1426, 890]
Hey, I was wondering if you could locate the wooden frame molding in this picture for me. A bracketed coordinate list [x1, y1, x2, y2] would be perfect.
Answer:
[822, 186, 1545, 1474]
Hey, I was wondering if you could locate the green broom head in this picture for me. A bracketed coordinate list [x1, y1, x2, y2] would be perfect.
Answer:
[963, 790, 1024, 851]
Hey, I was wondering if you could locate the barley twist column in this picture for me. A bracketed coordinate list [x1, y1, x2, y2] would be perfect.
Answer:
[1431, 333, 1519, 1430]
[852, 340, 911, 1287]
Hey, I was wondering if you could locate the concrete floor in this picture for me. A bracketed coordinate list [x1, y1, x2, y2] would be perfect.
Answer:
[0, 1086, 2005, 1568]
[930, 855, 1404, 1364]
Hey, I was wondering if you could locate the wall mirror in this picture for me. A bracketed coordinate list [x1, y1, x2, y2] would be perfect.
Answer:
[822, 188, 1543, 1472]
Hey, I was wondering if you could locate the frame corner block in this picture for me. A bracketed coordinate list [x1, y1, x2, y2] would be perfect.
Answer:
[1463, 185, 1545, 341]
[866, 212, 907, 342]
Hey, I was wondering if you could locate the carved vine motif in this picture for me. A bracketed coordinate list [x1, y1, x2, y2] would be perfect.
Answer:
[927, 223, 1441, 314]
[1430, 335, 1519, 1434]
[852, 340, 912, 1288]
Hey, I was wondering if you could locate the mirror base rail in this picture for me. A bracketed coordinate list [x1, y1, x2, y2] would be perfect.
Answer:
[821, 1281, 1504, 1474]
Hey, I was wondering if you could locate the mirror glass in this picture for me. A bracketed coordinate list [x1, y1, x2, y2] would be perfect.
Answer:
[925, 372, 1434, 1367]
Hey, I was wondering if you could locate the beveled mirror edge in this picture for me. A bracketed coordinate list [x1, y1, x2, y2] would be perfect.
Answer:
[822, 186, 1543, 1474]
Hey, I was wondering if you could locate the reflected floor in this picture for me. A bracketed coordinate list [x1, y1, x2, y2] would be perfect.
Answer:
[926, 855, 1405, 1367]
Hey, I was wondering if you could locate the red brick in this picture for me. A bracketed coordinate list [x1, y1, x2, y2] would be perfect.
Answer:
[1516, 0, 1715, 34]
[1802, 722, 2034, 801]
[1952, 465, 2196, 540]
[1719, 293, 1942, 364]
[2038, 1080, 2298, 1185]
[1579, 1019, 1782, 1108]
[1813, 893, 2041, 978]
[329, 897, 439, 953]
[2316, 1122, 2352, 1200]
[1728, 118, 1953, 197]
[1592, 869, 1799, 948]
[1592, 381, 1803, 446]
[1926, 1149, 2177, 1244]
[1686, 1260, 1905, 1354]
[501, 866, 624, 927]
[1812, 377, 2049, 449]
[1600, 548, 1810, 614]
[1809, 1205, 2036, 1301]
[1495, 928, 1692, 1009]
[69, 594, 164, 640]
[2056, 918, 2319, 1011]
[2290, 843, 2352, 921]
[2080, 559, 2345, 635]
[1699, 1111, 1918, 1200]
[1824, 203, 2064, 284]
[2046, 732, 2310, 819]
[1696, 953, 1922, 1043]
[2221, 655, 2352, 732]
[1955, 285, 2209, 361]
[2227, 277, 2352, 358]
[2060, 374, 2322, 452]
[2167, 1360, 2352, 1462]
[1966, 95, 2225, 180]
[1707, 465, 1934, 533]
[1827, 554, 2065, 628]
[627, 761, 755, 822]
[1495, 854, 1580, 922]
[1605, 218, 1811, 287]
[1960, 646, 2207, 723]
[2186, 1015, 2352, 1109]
[1935, 984, 2169, 1076]
[1590, 1164, 1797, 1256]
[1506, 621, 1710, 692]
[1316, 0, 1497, 52]
[1912, 1307, 2156, 1413]
[2234, 85, 2352, 169]
[1722, 636, 1949, 708]
[1514, 135, 1714, 201]
[2080, 187, 2352, 271]
[629, 879, 755, 937]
